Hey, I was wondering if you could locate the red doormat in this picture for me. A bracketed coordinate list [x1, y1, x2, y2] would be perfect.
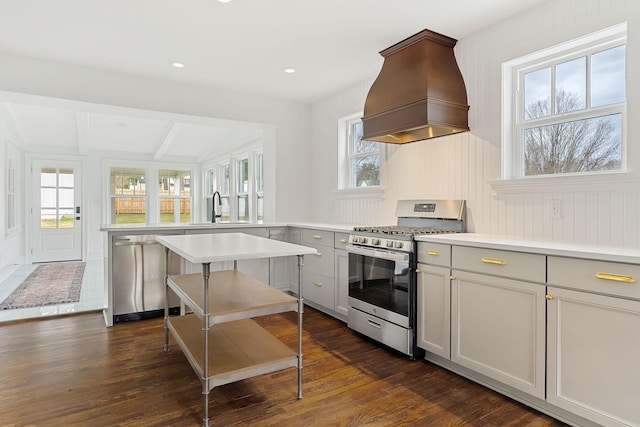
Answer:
[0, 262, 86, 310]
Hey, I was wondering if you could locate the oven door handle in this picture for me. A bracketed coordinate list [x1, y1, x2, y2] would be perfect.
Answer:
[345, 244, 410, 262]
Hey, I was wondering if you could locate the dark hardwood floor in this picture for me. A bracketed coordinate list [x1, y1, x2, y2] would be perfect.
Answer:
[0, 308, 567, 426]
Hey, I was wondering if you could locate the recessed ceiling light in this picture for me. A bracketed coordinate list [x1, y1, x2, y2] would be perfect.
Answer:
[218, 0, 231, 3]
[171, 62, 185, 68]
[283, 67, 296, 74]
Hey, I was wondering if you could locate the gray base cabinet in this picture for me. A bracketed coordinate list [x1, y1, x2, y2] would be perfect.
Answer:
[451, 270, 546, 399]
[416, 264, 451, 359]
[546, 254, 640, 427]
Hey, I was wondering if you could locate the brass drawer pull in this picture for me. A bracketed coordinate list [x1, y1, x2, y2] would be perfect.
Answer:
[339, 239, 347, 243]
[314, 252, 323, 257]
[313, 235, 323, 240]
[427, 250, 439, 256]
[415, 268, 422, 273]
[595, 272, 636, 283]
[545, 294, 555, 301]
[482, 257, 506, 265]
[312, 281, 323, 287]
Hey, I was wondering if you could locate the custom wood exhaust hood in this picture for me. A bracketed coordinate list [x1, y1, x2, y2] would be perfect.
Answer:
[362, 29, 470, 144]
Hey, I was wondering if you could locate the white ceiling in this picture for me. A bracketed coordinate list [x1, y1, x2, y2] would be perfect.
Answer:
[0, 0, 548, 161]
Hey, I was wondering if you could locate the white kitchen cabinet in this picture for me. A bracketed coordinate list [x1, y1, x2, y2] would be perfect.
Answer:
[451, 246, 546, 399]
[334, 232, 350, 321]
[546, 256, 640, 427]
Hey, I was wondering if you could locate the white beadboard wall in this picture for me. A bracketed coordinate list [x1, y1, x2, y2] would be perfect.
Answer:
[310, 0, 640, 248]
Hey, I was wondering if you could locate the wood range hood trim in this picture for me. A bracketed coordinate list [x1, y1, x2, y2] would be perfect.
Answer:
[362, 29, 470, 144]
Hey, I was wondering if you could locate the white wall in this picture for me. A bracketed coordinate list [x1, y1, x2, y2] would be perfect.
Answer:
[0, 54, 312, 261]
[310, 0, 640, 248]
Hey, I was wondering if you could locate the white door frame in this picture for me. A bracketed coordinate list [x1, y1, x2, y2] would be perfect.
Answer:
[26, 154, 86, 264]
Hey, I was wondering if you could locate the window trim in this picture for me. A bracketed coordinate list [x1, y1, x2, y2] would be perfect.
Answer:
[501, 22, 627, 182]
[5, 142, 20, 234]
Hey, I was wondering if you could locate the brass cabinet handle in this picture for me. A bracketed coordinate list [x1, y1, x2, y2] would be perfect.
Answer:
[482, 257, 506, 265]
[595, 272, 636, 283]
[545, 294, 555, 301]
[313, 281, 323, 287]
[314, 252, 323, 257]
[415, 268, 422, 273]
[427, 250, 440, 256]
[339, 239, 347, 243]
[313, 234, 323, 240]
[450, 275, 456, 280]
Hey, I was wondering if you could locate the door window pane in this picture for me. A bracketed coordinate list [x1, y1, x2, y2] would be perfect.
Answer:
[40, 167, 75, 229]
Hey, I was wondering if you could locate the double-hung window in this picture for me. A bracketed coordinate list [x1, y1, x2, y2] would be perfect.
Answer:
[255, 152, 264, 221]
[338, 113, 381, 189]
[110, 167, 147, 224]
[505, 23, 626, 178]
[159, 169, 191, 223]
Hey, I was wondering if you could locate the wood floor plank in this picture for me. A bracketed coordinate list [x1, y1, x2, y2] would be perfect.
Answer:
[0, 308, 567, 426]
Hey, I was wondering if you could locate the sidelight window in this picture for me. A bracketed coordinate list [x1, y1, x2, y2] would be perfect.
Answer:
[503, 23, 627, 178]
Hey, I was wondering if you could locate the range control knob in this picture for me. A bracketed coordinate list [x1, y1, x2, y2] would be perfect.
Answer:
[372, 238, 381, 246]
[386, 240, 394, 248]
[359, 237, 368, 244]
[394, 241, 404, 249]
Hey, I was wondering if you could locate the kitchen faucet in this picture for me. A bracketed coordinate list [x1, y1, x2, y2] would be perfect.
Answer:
[211, 191, 222, 223]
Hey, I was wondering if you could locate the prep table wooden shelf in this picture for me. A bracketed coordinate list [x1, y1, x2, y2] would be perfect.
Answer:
[156, 232, 316, 427]
[167, 315, 297, 388]
[167, 270, 298, 325]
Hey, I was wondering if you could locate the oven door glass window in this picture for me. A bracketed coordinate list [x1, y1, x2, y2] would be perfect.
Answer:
[348, 253, 410, 316]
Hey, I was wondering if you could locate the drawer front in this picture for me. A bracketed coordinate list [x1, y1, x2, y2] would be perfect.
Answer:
[417, 242, 451, 267]
[301, 229, 334, 247]
[334, 232, 350, 250]
[348, 308, 411, 355]
[452, 246, 545, 283]
[548, 256, 640, 300]
[304, 245, 335, 275]
[303, 272, 335, 309]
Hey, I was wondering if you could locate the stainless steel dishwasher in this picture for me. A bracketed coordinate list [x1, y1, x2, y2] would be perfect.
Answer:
[113, 235, 181, 323]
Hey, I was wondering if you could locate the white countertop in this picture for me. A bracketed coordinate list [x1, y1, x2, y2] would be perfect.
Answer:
[101, 222, 353, 233]
[416, 233, 640, 264]
[156, 232, 317, 264]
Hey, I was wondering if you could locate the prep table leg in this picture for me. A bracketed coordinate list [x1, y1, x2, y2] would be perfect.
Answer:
[297, 254, 304, 400]
[202, 262, 211, 427]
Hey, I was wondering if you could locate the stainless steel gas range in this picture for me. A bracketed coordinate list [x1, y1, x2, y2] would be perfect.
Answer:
[346, 199, 466, 358]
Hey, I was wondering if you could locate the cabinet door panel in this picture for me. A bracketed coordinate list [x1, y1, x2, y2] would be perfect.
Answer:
[451, 270, 546, 398]
[417, 264, 450, 358]
[547, 287, 640, 427]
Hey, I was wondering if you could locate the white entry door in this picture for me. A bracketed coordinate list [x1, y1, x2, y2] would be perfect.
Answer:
[31, 160, 82, 262]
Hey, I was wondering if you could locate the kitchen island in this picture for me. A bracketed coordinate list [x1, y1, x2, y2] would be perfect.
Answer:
[156, 232, 316, 427]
